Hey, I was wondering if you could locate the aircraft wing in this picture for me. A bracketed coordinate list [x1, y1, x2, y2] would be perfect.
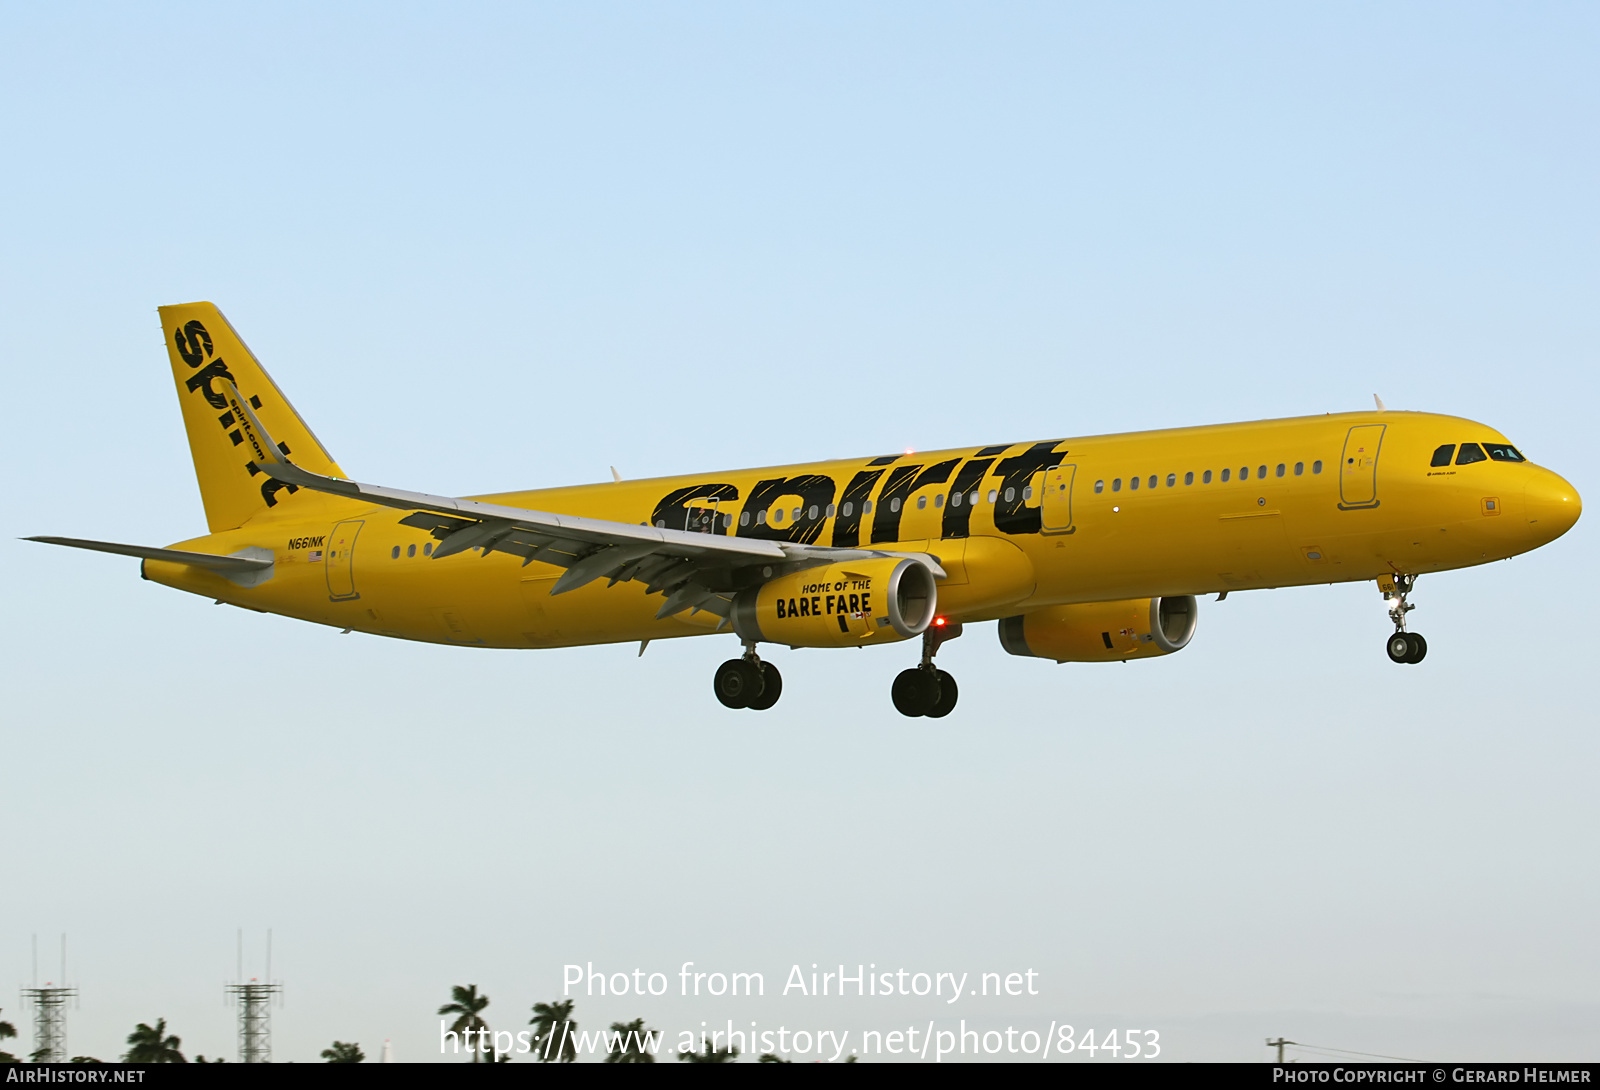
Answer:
[225, 382, 942, 623]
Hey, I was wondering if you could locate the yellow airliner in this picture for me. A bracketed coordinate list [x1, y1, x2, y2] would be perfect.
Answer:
[30, 303, 1582, 716]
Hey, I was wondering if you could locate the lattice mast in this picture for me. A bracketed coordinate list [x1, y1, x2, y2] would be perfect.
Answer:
[225, 930, 282, 1064]
[22, 934, 75, 1063]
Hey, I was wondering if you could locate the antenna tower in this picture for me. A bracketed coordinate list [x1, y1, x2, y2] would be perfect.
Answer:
[22, 935, 75, 1063]
[225, 930, 282, 1063]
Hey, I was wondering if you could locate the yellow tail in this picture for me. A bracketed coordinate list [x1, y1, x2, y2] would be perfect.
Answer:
[160, 302, 346, 531]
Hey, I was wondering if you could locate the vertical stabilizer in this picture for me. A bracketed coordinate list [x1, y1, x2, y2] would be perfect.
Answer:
[159, 302, 346, 531]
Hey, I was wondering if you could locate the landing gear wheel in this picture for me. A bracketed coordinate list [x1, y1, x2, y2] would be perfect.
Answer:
[892, 667, 942, 717]
[1404, 632, 1427, 664]
[1385, 633, 1412, 664]
[714, 658, 764, 709]
[924, 670, 958, 718]
[747, 661, 783, 710]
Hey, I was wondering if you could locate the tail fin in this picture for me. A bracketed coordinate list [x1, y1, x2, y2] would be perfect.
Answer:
[159, 302, 346, 531]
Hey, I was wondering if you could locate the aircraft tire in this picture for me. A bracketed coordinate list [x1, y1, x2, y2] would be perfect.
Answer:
[1385, 633, 1412, 664]
[747, 662, 783, 711]
[891, 667, 941, 717]
[1404, 632, 1428, 664]
[924, 670, 958, 718]
[714, 658, 764, 709]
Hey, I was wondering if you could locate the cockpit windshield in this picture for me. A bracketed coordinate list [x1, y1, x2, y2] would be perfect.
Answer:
[1483, 442, 1525, 462]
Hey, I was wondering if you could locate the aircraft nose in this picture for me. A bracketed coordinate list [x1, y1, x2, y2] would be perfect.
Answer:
[1524, 468, 1581, 543]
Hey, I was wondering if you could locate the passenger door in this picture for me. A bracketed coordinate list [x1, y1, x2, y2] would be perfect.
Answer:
[325, 519, 364, 601]
[1041, 464, 1077, 534]
[1338, 425, 1385, 509]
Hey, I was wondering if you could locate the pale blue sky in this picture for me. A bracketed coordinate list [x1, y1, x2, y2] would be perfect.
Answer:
[2, 2, 1596, 1062]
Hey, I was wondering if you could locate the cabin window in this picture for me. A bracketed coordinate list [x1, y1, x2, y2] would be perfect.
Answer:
[916, 495, 927, 509]
[757, 510, 767, 525]
[792, 508, 802, 521]
[1294, 462, 1304, 476]
[1129, 476, 1140, 491]
[862, 500, 873, 514]
[1004, 487, 1015, 502]
[934, 494, 944, 508]
[825, 503, 835, 518]
[1094, 480, 1105, 493]
[423, 543, 433, 556]
[1203, 470, 1212, 483]
[890, 498, 901, 512]
[950, 492, 962, 507]
[1167, 473, 1177, 487]
[740, 510, 751, 526]
[841, 502, 852, 517]
[968, 491, 979, 505]
[1484, 443, 1525, 462]
[1220, 468, 1230, 482]
[807, 505, 818, 520]
[1112, 478, 1122, 492]
[1431, 444, 1455, 467]
[391, 546, 400, 559]
[1312, 460, 1323, 474]
[1184, 471, 1194, 485]
[1024, 486, 1033, 500]
[407, 544, 416, 558]
[1456, 443, 1487, 465]
[1276, 464, 1285, 478]
[987, 489, 997, 503]
[1258, 465, 1268, 479]
[1239, 466, 1249, 480]
[654, 520, 666, 528]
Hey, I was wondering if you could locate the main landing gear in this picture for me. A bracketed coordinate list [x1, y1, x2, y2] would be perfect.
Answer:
[892, 621, 963, 718]
[714, 645, 783, 710]
[1380, 573, 1427, 665]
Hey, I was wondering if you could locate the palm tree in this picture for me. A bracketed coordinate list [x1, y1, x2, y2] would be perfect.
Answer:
[0, 1010, 17, 1064]
[605, 1019, 656, 1063]
[528, 1000, 577, 1063]
[123, 1019, 186, 1063]
[678, 1042, 739, 1063]
[321, 1041, 364, 1063]
[437, 985, 491, 1063]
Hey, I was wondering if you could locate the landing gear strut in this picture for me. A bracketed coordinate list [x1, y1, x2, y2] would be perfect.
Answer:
[1380, 573, 1427, 665]
[892, 621, 962, 717]
[714, 644, 783, 710]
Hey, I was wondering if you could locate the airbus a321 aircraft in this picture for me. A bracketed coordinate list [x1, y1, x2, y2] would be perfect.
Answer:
[30, 303, 1582, 717]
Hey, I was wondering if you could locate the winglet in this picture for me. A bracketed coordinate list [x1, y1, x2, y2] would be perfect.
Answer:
[223, 380, 356, 497]
[1373, 394, 1388, 411]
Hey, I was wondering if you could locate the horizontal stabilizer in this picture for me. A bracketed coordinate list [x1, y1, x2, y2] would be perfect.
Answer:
[24, 536, 272, 574]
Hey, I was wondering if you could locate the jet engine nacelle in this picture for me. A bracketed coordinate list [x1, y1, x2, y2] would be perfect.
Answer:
[731, 558, 937, 648]
[998, 595, 1198, 663]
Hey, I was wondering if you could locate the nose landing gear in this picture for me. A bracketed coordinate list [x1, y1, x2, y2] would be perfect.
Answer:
[714, 644, 783, 710]
[1380, 573, 1427, 664]
[892, 621, 962, 717]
